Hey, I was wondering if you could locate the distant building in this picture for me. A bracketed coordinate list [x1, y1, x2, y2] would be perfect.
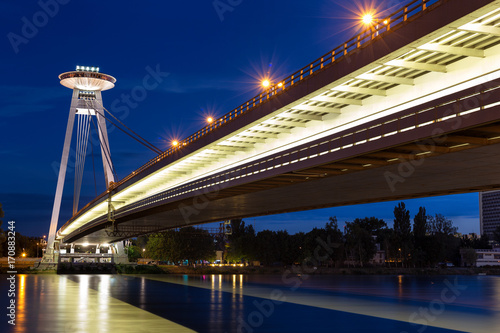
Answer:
[479, 191, 500, 238]
[344, 243, 386, 266]
[370, 243, 386, 265]
[460, 248, 500, 267]
[463, 233, 478, 240]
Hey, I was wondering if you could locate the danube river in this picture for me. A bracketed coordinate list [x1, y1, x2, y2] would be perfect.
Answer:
[1, 274, 499, 332]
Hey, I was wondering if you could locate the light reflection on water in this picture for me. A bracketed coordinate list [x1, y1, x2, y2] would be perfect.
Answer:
[3, 273, 500, 333]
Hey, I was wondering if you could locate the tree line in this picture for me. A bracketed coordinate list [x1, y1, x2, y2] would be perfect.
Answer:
[131, 202, 500, 267]
[0, 203, 46, 257]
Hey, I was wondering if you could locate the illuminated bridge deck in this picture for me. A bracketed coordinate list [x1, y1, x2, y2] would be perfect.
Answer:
[58, 0, 500, 244]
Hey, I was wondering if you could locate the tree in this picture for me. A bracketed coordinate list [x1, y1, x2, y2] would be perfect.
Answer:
[413, 207, 427, 241]
[460, 248, 477, 267]
[323, 217, 345, 265]
[394, 202, 411, 236]
[351, 217, 387, 236]
[303, 217, 344, 267]
[427, 214, 460, 265]
[145, 233, 170, 261]
[377, 228, 395, 266]
[428, 214, 457, 235]
[146, 228, 215, 264]
[413, 207, 428, 267]
[126, 245, 143, 262]
[226, 220, 257, 263]
[345, 221, 376, 267]
[393, 202, 412, 266]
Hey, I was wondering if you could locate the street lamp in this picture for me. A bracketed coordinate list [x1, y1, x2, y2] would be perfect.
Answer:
[361, 12, 389, 39]
[361, 12, 389, 28]
[172, 140, 179, 147]
[362, 13, 374, 25]
[206, 116, 214, 124]
[261, 79, 271, 88]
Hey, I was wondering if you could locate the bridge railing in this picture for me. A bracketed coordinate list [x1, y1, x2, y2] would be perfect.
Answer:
[115, 79, 500, 218]
[72, 0, 442, 218]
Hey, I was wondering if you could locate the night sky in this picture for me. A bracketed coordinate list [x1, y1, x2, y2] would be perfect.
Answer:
[0, 0, 480, 237]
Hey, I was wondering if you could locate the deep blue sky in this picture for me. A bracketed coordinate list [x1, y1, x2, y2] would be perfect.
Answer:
[0, 0, 480, 237]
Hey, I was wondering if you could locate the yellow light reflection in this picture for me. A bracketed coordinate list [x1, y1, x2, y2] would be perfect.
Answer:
[232, 274, 237, 301]
[19, 275, 25, 313]
[398, 274, 403, 297]
[98, 276, 110, 332]
[78, 275, 90, 333]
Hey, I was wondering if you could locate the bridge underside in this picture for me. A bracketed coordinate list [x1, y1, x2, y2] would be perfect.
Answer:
[69, 119, 500, 244]
[60, 0, 500, 244]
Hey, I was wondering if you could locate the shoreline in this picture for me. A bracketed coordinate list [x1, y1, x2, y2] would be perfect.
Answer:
[4, 263, 500, 276]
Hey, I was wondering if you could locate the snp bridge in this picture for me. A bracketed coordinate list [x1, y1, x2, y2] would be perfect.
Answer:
[57, 0, 500, 245]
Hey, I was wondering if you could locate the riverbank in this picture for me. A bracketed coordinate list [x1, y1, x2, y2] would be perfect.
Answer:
[151, 265, 500, 276]
[3, 261, 500, 275]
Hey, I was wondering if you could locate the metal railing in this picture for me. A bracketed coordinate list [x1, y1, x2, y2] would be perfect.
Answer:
[70, 0, 442, 221]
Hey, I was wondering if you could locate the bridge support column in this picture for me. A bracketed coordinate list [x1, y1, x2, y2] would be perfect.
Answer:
[43, 89, 79, 263]
[38, 240, 59, 269]
[112, 241, 129, 264]
[44, 81, 115, 264]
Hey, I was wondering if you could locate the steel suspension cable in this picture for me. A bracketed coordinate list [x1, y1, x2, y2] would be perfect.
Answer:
[73, 112, 92, 214]
[93, 98, 162, 155]
[89, 116, 98, 197]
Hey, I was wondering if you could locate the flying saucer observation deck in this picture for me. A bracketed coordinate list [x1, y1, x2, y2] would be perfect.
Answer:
[59, 70, 116, 91]
[57, 0, 500, 244]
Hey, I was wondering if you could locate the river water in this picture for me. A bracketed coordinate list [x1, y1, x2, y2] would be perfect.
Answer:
[1, 273, 499, 332]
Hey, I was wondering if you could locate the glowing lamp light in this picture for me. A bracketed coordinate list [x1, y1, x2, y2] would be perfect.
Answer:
[82, 242, 89, 247]
[362, 13, 374, 25]
[206, 116, 214, 124]
[172, 140, 179, 147]
[277, 82, 283, 88]
[22, 253, 26, 257]
[261, 79, 271, 88]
